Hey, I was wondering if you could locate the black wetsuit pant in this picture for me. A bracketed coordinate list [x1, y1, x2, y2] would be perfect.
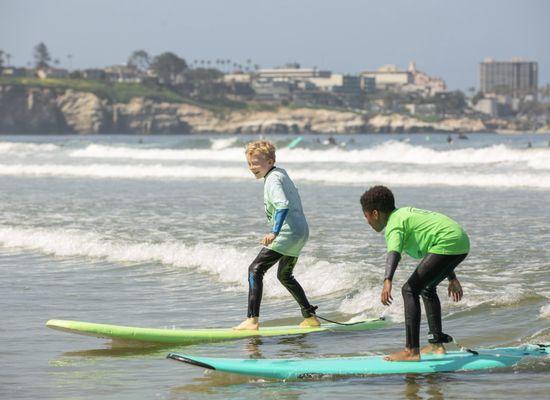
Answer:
[402, 253, 468, 349]
[247, 247, 315, 318]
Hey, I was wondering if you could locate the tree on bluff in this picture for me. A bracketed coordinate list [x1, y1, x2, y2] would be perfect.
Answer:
[150, 52, 188, 84]
[127, 50, 151, 71]
[33, 42, 52, 69]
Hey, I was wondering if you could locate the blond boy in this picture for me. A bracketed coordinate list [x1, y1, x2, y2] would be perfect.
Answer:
[234, 140, 319, 330]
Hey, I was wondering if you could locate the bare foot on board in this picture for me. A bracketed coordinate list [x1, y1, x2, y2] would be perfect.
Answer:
[233, 318, 259, 330]
[384, 348, 421, 362]
[420, 343, 446, 355]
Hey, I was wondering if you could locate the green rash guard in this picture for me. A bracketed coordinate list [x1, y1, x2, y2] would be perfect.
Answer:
[263, 167, 309, 257]
[384, 207, 470, 259]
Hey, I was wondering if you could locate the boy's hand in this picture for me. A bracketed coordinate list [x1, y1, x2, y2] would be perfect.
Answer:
[260, 233, 277, 246]
[448, 278, 463, 302]
[381, 279, 393, 306]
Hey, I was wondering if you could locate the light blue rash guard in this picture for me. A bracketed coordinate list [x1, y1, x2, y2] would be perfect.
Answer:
[263, 167, 309, 257]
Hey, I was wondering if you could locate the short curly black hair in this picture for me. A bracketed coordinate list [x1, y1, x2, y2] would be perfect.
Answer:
[360, 185, 396, 213]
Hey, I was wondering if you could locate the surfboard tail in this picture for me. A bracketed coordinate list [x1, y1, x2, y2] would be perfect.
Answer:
[167, 353, 216, 370]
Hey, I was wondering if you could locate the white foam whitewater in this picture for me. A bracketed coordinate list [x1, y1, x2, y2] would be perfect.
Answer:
[2, 163, 549, 189]
[67, 142, 550, 169]
[0, 225, 355, 298]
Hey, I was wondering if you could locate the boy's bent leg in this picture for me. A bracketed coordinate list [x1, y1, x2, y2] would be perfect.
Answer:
[386, 269, 429, 361]
[419, 253, 468, 349]
[401, 278, 423, 351]
[247, 248, 282, 318]
[234, 248, 281, 330]
[276, 256, 320, 327]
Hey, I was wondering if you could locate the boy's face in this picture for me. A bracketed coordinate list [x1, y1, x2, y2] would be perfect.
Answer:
[363, 209, 385, 232]
[246, 152, 274, 179]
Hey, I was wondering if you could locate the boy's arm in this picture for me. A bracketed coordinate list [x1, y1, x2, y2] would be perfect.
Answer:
[384, 251, 401, 281]
[272, 208, 289, 234]
[267, 176, 290, 234]
[384, 225, 404, 281]
[381, 226, 403, 306]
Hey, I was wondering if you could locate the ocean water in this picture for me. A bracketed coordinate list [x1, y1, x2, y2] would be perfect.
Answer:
[1, 132, 549, 399]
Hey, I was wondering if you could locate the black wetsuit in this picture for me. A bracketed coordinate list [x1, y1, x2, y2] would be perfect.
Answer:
[247, 247, 316, 318]
[399, 253, 468, 349]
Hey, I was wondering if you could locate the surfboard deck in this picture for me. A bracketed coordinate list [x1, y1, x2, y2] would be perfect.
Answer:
[46, 317, 387, 345]
[167, 344, 549, 379]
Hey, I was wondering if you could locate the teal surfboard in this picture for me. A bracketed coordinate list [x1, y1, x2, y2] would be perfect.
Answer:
[46, 317, 387, 345]
[287, 136, 304, 149]
[167, 344, 549, 379]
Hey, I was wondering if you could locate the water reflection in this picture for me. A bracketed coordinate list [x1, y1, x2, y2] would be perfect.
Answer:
[243, 334, 318, 359]
[404, 374, 450, 400]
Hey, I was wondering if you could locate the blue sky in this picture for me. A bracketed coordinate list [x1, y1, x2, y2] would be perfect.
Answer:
[1, 0, 549, 90]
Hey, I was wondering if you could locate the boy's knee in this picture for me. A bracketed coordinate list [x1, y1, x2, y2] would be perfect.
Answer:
[402, 282, 420, 297]
[248, 262, 263, 279]
[401, 282, 411, 297]
[421, 287, 437, 299]
[277, 269, 293, 284]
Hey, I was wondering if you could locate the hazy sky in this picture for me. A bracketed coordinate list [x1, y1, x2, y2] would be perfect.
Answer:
[1, 0, 549, 90]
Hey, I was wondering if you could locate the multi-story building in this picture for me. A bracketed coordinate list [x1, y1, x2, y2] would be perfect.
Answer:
[308, 74, 362, 94]
[104, 65, 144, 83]
[252, 79, 292, 101]
[361, 62, 446, 96]
[480, 58, 538, 98]
[360, 64, 412, 89]
[256, 67, 331, 81]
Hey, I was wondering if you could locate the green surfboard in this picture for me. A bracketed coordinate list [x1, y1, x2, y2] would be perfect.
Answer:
[46, 317, 387, 345]
[167, 344, 549, 379]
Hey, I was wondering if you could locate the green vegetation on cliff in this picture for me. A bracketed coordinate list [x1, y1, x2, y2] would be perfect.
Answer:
[0, 76, 276, 114]
[0, 76, 187, 103]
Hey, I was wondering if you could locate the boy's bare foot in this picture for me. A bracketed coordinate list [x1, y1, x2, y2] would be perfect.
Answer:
[420, 343, 446, 355]
[384, 348, 421, 362]
[299, 316, 321, 328]
[233, 317, 259, 330]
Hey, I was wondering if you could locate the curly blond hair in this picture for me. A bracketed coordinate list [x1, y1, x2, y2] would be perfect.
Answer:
[245, 140, 276, 162]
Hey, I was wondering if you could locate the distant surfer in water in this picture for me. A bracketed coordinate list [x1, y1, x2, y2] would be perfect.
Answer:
[360, 185, 469, 361]
[234, 140, 320, 330]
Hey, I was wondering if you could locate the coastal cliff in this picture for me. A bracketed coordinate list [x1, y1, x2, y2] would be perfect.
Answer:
[0, 85, 492, 134]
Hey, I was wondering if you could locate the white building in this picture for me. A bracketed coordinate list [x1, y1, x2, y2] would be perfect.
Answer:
[104, 65, 144, 83]
[256, 68, 331, 81]
[36, 68, 69, 79]
[474, 98, 498, 116]
[223, 73, 251, 84]
[361, 62, 447, 95]
[361, 64, 412, 89]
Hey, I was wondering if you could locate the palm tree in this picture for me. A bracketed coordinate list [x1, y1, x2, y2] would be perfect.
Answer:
[67, 54, 73, 70]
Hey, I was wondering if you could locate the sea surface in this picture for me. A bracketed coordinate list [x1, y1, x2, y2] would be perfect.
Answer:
[1, 132, 549, 399]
